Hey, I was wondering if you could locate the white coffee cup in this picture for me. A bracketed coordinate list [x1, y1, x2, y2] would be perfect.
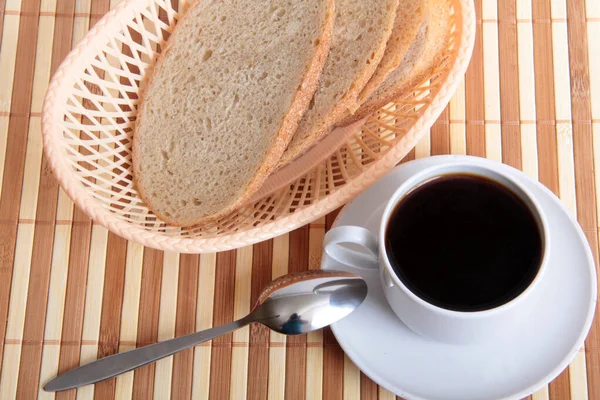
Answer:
[324, 161, 550, 344]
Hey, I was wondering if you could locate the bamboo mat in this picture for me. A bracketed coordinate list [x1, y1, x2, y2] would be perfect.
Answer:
[0, 0, 599, 398]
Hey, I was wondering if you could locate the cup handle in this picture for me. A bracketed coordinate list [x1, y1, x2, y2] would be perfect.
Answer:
[323, 226, 378, 270]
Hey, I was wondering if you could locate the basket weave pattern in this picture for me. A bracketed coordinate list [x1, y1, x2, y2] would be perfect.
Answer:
[42, 0, 475, 253]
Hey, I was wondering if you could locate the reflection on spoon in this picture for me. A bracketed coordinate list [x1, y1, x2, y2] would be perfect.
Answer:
[279, 312, 309, 334]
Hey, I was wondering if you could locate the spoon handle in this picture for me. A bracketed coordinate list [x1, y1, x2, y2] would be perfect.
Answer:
[44, 318, 250, 392]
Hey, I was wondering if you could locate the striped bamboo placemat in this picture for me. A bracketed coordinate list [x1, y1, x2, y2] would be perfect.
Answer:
[0, 0, 599, 398]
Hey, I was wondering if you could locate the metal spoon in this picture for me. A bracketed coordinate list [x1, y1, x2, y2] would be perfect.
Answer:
[44, 270, 367, 391]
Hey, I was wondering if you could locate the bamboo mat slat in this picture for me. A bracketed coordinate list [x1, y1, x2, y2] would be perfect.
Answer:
[191, 253, 215, 400]
[268, 235, 288, 400]
[0, 0, 599, 398]
[229, 248, 250, 400]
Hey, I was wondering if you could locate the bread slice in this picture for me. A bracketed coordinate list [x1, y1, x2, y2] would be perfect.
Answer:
[133, 0, 335, 226]
[355, 0, 427, 105]
[340, 0, 450, 126]
[276, 0, 399, 167]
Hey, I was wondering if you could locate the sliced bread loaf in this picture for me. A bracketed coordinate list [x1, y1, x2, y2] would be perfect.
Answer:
[355, 0, 427, 105]
[133, 0, 335, 226]
[340, 0, 450, 126]
[276, 0, 399, 167]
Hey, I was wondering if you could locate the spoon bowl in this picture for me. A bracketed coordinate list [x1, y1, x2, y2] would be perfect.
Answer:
[254, 276, 368, 335]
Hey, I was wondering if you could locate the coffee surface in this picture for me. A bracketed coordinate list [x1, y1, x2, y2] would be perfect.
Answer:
[385, 174, 542, 312]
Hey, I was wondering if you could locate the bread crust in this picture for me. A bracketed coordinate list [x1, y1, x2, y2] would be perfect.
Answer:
[276, 0, 400, 167]
[355, 0, 427, 105]
[338, 19, 430, 126]
[338, 0, 450, 127]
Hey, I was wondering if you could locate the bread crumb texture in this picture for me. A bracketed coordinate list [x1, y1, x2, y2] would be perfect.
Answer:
[134, 0, 333, 225]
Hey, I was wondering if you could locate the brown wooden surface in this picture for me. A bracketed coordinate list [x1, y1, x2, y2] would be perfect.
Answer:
[0, 0, 599, 398]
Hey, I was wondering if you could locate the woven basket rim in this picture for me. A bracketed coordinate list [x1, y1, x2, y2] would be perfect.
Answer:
[41, 0, 476, 253]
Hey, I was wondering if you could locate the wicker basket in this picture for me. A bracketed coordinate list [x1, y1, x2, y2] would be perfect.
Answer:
[42, 0, 475, 253]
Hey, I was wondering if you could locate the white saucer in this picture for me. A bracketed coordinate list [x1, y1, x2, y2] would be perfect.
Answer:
[322, 155, 597, 400]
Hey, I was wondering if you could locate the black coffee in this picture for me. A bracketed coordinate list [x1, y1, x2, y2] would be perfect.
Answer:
[385, 174, 543, 312]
